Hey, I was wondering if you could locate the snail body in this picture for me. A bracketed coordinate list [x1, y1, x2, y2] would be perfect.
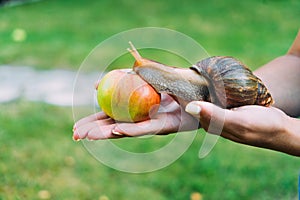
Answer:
[131, 61, 209, 102]
[127, 42, 273, 108]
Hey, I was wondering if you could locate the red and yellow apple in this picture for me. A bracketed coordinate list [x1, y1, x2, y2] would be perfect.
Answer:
[96, 69, 161, 122]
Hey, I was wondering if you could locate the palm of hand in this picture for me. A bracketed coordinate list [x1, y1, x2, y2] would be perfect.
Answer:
[73, 94, 198, 140]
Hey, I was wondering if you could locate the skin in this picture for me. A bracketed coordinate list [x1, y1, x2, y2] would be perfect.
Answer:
[73, 30, 300, 156]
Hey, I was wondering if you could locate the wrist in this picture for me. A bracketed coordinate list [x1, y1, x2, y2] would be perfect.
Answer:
[282, 117, 300, 156]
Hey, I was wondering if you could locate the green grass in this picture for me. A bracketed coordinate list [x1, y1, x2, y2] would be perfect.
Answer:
[0, 101, 299, 200]
[0, 0, 300, 199]
[0, 0, 299, 70]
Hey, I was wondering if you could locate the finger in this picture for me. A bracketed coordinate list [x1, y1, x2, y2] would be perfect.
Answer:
[85, 124, 123, 140]
[184, 101, 237, 141]
[112, 113, 180, 137]
[73, 112, 111, 130]
[185, 101, 228, 134]
[73, 118, 115, 140]
[185, 101, 214, 129]
[73, 124, 122, 140]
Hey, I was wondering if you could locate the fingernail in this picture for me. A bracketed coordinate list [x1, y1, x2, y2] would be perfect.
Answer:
[112, 129, 123, 136]
[185, 102, 201, 115]
[72, 133, 81, 141]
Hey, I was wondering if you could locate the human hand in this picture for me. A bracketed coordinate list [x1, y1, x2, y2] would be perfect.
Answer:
[73, 94, 199, 140]
[185, 101, 300, 156]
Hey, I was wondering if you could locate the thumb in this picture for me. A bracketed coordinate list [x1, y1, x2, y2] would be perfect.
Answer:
[185, 101, 226, 134]
[185, 101, 215, 119]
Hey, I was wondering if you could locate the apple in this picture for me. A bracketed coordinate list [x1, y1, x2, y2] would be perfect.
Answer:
[96, 69, 161, 122]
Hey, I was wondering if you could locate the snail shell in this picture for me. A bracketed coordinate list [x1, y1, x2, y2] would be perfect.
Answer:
[191, 56, 273, 108]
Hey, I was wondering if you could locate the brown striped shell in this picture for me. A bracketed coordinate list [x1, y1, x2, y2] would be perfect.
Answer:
[191, 56, 273, 108]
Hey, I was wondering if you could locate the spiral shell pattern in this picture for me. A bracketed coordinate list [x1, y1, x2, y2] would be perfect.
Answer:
[191, 56, 273, 108]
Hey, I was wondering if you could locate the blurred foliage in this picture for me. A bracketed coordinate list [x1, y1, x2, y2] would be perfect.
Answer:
[0, 0, 299, 199]
[0, 0, 299, 70]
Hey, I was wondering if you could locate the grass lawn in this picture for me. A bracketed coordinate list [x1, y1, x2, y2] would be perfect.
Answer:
[0, 102, 299, 200]
[1, 0, 299, 70]
[0, 0, 299, 199]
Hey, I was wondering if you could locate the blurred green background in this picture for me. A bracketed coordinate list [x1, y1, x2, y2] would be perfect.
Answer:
[0, 0, 299, 199]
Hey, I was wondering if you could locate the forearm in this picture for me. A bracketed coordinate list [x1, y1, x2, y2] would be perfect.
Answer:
[254, 30, 300, 117]
[285, 117, 300, 156]
[272, 116, 300, 156]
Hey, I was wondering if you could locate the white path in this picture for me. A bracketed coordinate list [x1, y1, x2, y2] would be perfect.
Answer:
[0, 66, 99, 106]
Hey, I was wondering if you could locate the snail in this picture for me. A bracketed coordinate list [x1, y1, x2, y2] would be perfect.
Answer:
[127, 42, 273, 109]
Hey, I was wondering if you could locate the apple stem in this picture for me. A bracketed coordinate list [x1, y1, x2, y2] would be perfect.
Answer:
[127, 41, 143, 65]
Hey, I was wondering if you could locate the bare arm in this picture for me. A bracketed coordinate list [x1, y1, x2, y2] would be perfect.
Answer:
[254, 30, 300, 117]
